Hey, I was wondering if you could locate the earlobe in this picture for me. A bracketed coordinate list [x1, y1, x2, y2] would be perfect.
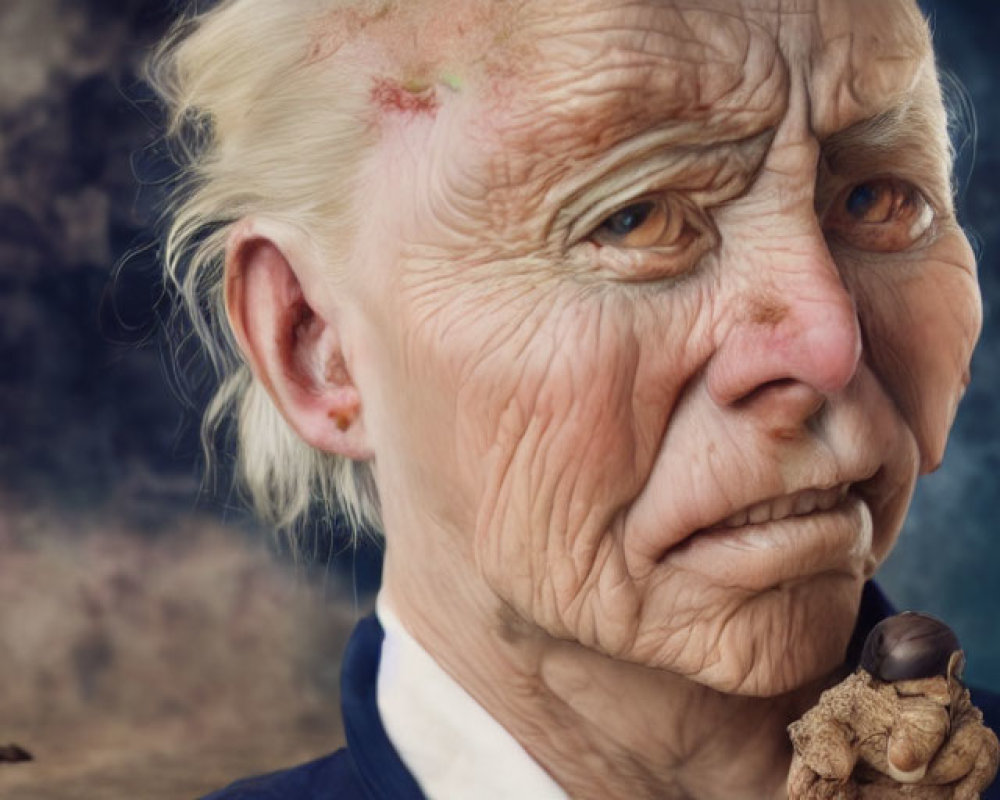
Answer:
[224, 221, 373, 460]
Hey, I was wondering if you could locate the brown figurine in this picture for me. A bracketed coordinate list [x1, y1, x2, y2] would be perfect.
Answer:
[788, 613, 999, 799]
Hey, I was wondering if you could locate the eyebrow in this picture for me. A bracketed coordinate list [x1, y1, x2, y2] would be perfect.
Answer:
[822, 103, 919, 158]
[820, 96, 953, 208]
[546, 127, 775, 244]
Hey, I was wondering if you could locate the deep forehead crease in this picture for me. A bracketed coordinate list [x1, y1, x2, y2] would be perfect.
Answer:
[483, 2, 785, 159]
[511, 0, 928, 88]
[480, 0, 932, 150]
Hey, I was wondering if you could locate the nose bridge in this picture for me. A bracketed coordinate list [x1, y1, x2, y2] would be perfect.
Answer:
[707, 215, 862, 409]
[703, 55, 864, 412]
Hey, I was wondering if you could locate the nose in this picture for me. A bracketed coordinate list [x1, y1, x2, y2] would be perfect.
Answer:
[706, 225, 862, 427]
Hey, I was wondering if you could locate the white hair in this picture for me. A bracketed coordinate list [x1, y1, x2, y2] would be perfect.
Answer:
[149, 0, 389, 535]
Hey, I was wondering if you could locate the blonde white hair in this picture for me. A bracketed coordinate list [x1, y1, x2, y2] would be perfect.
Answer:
[149, 0, 388, 535]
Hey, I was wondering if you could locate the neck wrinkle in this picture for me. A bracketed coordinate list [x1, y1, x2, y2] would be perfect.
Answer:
[382, 552, 826, 800]
[528, 636, 808, 800]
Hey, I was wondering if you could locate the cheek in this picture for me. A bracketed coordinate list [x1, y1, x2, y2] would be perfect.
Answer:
[370, 276, 655, 515]
[847, 236, 982, 472]
[467, 294, 652, 616]
[445, 286, 700, 641]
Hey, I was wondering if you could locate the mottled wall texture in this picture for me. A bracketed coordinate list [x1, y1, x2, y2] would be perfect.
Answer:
[0, 0, 997, 796]
[0, 4, 355, 797]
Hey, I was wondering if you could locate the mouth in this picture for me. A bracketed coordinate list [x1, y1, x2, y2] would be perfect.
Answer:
[666, 480, 877, 590]
[716, 483, 852, 529]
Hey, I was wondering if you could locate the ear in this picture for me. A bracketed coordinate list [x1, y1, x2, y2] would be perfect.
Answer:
[224, 220, 373, 460]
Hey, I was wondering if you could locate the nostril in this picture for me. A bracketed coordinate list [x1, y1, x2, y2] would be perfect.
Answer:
[733, 379, 826, 437]
[732, 378, 806, 408]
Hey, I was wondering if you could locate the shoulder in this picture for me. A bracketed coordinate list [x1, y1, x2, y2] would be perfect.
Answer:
[199, 614, 424, 800]
[200, 748, 365, 800]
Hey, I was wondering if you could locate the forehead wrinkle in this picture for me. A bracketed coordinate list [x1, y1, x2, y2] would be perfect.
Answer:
[422, 0, 939, 242]
[807, 0, 931, 137]
[517, 1, 757, 100]
[483, 3, 787, 188]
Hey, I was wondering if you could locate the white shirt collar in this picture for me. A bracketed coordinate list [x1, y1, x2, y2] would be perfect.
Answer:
[376, 594, 568, 800]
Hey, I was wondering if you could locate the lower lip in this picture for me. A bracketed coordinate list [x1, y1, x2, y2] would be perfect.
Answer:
[664, 494, 874, 591]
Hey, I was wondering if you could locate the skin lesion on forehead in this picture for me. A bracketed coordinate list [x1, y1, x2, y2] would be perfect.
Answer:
[350, 0, 945, 256]
[308, 0, 522, 118]
[462, 0, 944, 229]
[370, 76, 441, 117]
[325, 0, 931, 143]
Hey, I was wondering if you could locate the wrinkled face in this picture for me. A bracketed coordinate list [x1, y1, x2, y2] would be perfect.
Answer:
[344, 0, 981, 695]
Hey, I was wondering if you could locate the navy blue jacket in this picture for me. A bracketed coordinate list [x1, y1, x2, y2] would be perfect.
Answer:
[203, 583, 1000, 799]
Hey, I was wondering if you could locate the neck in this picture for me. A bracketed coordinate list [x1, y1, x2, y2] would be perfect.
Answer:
[381, 550, 838, 800]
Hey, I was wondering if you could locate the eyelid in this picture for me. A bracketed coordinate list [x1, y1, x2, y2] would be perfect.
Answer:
[568, 183, 684, 248]
[577, 194, 718, 282]
[818, 165, 945, 216]
[589, 192, 706, 243]
[553, 130, 774, 248]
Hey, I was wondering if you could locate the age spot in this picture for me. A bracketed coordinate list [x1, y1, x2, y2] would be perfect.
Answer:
[746, 293, 789, 327]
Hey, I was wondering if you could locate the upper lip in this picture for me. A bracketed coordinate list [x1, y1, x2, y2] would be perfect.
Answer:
[717, 483, 851, 528]
[698, 466, 882, 533]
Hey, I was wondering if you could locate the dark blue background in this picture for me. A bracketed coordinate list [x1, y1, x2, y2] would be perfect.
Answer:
[0, 0, 996, 683]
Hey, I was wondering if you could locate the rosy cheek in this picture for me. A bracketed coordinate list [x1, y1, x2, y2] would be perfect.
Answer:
[847, 234, 981, 473]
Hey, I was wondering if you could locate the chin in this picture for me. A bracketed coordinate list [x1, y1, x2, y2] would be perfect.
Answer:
[686, 575, 864, 698]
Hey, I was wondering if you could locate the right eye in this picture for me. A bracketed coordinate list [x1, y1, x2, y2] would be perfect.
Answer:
[823, 177, 935, 252]
[582, 194, 716, 282]
[591, 196, 697, 251]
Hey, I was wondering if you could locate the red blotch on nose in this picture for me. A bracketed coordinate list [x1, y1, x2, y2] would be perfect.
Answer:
[370, 77, 440, 117]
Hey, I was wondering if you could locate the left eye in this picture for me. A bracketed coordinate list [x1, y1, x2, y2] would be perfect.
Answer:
[591, 196, 695, 250]
[824, 177, 935, 252]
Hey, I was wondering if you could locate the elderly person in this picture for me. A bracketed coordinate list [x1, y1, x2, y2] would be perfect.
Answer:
[152, 0, 998, 797]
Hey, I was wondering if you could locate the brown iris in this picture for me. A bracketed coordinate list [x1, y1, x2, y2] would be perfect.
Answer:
[825, 177, 934, 252]
[592, 197, 693, 250]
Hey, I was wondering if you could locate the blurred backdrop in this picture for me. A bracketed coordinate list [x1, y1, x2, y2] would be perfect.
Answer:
[0, 1, 997, 797]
